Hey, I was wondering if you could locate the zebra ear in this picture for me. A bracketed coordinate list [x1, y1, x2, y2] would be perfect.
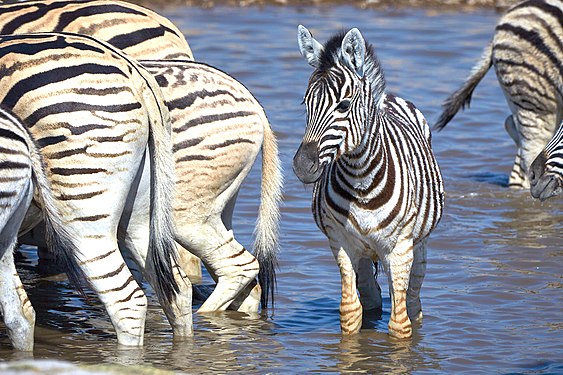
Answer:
[298, 25, 324, 68]
[341, 28, 366, 78]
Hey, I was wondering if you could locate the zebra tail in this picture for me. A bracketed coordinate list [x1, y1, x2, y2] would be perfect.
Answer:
[144, 78, 180, 306]
[433, 42, 493, 131]
[24, 127, 87, 293]
[253, 111, 283, 309]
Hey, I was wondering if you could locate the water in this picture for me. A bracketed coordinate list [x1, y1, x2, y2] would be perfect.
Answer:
[1, 4, 562, 374]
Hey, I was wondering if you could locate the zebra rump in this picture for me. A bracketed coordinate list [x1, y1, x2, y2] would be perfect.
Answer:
[433, 0, 563, 188]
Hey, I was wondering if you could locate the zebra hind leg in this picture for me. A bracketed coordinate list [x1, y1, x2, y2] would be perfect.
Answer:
[177, 219, 260, 314]
[0, 191, 36, 351]
[0, 246, 35, 351]
[118, 152, 193, 338]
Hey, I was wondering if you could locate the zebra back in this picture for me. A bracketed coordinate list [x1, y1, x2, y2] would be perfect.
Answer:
[0, 0, 193, 60]
[0, 106, 86, 289]
[0, 31, 179, 304]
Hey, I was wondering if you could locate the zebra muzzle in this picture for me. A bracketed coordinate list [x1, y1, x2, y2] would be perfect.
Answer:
[293, 141, 323, 184]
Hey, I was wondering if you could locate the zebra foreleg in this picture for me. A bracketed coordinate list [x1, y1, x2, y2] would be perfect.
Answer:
[332, 244, 363, 335]
[384, 232, 414, 339]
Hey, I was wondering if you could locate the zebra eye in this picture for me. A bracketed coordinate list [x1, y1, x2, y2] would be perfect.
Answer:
[335, 99, 351, 113]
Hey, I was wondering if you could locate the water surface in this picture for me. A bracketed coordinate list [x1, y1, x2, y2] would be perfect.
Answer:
[1, 4, 561, 374]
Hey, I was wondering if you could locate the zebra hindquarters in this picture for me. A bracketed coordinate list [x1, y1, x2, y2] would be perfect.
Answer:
[118, 148, 193, 337]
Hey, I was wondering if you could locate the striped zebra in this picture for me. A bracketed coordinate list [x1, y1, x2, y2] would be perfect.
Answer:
[529, 122, 563, 200]
[0, 0, 199, 283]
[0, 0, 283, 312]
[0, 106, 86, 351]
[0, 32, 192, 346]
[0, 0, 193, 60]
[434, 0, 563, 189]
[294, 26, 444, 338]
[141, 60, 283, 312]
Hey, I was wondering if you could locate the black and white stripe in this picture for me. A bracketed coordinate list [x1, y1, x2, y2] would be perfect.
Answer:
[529, 121, 563, 200]
[141, 60, 283, 311]
[434, 0, 563, 188]
[294, 26, 444, 339]
[0, 106, 86, 351]
[0, 0, 193, 60]
[0, 32, 192, 347]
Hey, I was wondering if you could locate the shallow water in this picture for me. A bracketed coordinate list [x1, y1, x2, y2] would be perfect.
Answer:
[1, 4, 562, 374]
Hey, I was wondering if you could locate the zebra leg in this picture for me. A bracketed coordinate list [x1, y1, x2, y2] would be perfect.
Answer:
[407, 239, 427, 322]
[504, 115, 520, 146]
[331, 243, 362, 335]
[384, 232, 414, 339]
[0, 248, 35, 351]
[176, 219, 260, 313]
[118, 151, 193, 337]
[357, 257, 382, 312]
[509, 109, 560, 188]
[0, 186, 35, 351]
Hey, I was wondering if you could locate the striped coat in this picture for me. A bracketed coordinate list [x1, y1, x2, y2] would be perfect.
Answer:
[529, 121, 563, 200]
[295, 26, 444, 338]
[142, 60, 283, 311]
[0, 32, 192, 347]
[434, 0, 563, 188]
[0, 0, 193, 60]
[0, 106, 85, 351]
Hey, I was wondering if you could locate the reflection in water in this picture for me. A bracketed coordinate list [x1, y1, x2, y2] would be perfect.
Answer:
[0, 4, 561, 374]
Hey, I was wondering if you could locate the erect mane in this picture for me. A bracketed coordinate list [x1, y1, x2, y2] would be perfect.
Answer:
[311, 29, 386, 103]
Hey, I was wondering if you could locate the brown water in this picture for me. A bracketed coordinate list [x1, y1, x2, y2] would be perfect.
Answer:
[1, 4, 562, 374]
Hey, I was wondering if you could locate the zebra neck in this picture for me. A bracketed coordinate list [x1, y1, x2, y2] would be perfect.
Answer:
[336, 109, 387, 188]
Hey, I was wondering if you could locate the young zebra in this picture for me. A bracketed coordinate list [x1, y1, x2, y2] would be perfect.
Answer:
[0, 107, 85, 351]
[529, 122, 563, 200]
[141, 60, 283, 312]
[294, 26, 444, 338]
[434, 0, 563, 189]
[0, 32, 192, 346]
[0, 0, 193, 60]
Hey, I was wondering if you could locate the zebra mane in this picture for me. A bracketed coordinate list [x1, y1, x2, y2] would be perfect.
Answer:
[312, 30, 386, 105]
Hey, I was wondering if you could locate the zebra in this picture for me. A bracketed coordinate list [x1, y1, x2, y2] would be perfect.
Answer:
[140, 60, 283, 312]
[529, 121, 563, 200]
[0, 106, 86, 351]
[434, 0, 563, 189]
[0, 0, 193, 60]
[0, 0, 284, 312]
[0, 0, 198, 284]
[294, 26, 444, 338]
[0, 31, 192, 346]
